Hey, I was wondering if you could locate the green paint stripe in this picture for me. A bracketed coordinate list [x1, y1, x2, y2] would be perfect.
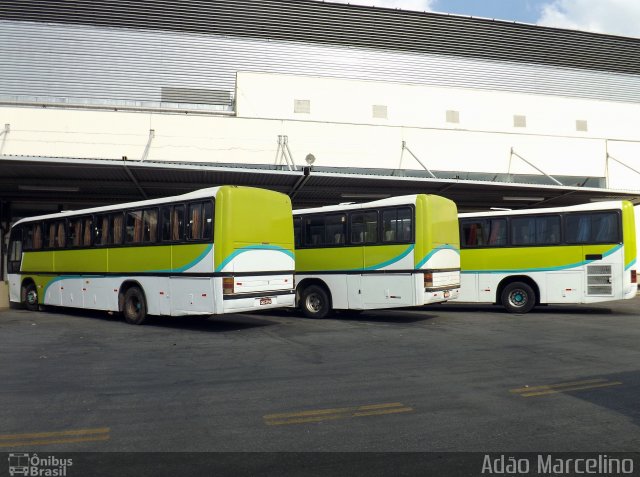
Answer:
[362, 244, 414, 271]
[462, 244, 622, 274]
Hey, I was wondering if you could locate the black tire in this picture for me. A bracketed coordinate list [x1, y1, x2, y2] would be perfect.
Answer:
[501, 282, 536, 314]
[299, 285, 332, 319]
[23, 283, 39, 312]
[123, 287, 148, 325]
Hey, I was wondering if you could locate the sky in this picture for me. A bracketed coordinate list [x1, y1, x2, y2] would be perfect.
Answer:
[322, 0, 640, 38]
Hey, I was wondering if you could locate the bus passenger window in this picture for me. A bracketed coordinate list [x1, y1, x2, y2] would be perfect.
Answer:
[161, 206, 171, 241]
[383, 208, 411, 243]
[397, 208, 412, 242]
[461, 221, 485, 247]
[55, 221, 66, 248]
[23, 225, 34, 250]
[352, 212, 378, 244]
[305, 216, 325, 246]
[171, 206, 185, 241]
[68, 218, 82, 247]
[33, 223, 43, 250]
[511, 217, 535, 246]
[487, 219, 507, 246]
[82, 217, 93, 246]
[93, 216, 104, 245]
[592, 212, 619, 243]
[202, 201, 213, 240]
[293, 217, 302, 247]
[187, 203, 202, 240]
[536, 216, 560, 244]
[45, 222, 56, 248]
[325, 214, 346, 245]
[125, 211, 144, 244]
[143, 209, 158, 243]
[113, 214, 124, 245]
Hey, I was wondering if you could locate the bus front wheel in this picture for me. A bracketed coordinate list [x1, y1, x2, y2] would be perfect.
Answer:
[123, 287, 148, 325]
[501, 282, 535, 314]
[23, 283, 39, 312]
[300, 285, 331, 319]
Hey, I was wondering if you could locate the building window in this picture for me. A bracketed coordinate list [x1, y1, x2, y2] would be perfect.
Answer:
[294, 99, 310, 114]
[446, 110, 460, 124]
[576, 120, 588, 132]
[513, 115, 527, 128]
[372, 104, 387, 119]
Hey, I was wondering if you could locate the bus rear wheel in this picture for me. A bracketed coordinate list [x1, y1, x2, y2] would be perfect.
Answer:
[300, 285, 331, 319]
[123, 287, 148, 325]
[23, 283, 39, 312]
[501, 282, 535, 314]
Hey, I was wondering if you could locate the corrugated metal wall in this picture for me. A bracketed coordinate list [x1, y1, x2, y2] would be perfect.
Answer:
[2, 0, 640, 111]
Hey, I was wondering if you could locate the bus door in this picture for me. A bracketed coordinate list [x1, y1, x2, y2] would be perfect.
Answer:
[7, 226, 22, 302]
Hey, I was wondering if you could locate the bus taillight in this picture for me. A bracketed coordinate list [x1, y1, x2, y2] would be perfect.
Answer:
[223, 277, 235, 295]
[424, 272, 433, 288]
[632, 270, 637, 284]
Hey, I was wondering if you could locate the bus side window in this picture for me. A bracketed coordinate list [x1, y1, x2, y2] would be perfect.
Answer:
[487, 219, 507, 246]
[68, 218, 83, 247]
[33, 223, 43, 250]
[202, 201, 213, 240]
[536, 216, 561, 244]
[187, 203, 203, 240]
[171, 206, 185, 241]
[142, 209, 158, 243]
[113, 213, 124, 245]
[305, 216, 325, 246]
[566, 214, 589, 244]
[82, 217, 93, 247]
[161, 206, 172, 241]
[45, 222, 56, 249]
[293, 217, 302, 247]
[23, 224, 34, 250]
[55, 221, 66, 248]
[511, 217, 535, 246]
[93, 215, 104, 245]
[592, 212, 619, 243]
[126, 210, 143, 244]
[7, 227, 22, 273]
[461, 220, 485, 247]
[325, 214, 346, 245]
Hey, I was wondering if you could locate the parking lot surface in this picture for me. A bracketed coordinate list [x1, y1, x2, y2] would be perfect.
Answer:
[1, 298, 639, 452]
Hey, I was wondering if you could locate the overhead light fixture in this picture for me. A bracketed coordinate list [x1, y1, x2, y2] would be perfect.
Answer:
[502, 196, 544, 201]
[490, 207, 512, 211]
[18, 185, 80, 193]
[588, 197, 618, 202]
[340, 193, 391, 199]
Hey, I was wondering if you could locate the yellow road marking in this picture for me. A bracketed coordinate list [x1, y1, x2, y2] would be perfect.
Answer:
[264, 402, 412, 426]
[352, 407, 414, 417]
[510, 379, 608, 394]
[0, 427, 110, 448]
[0, 427, 110, 441]
[0, 434, 110, 448]
[519, 381, 623, 397]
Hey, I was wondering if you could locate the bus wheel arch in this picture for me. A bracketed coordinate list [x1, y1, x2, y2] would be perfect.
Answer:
[118, 281, 148, 325]
[21, 278, 38, 311]
[497, 276, 539, 314]
[296, 279, 333, 319]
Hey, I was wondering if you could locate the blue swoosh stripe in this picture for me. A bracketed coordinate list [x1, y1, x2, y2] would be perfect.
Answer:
[416, 244, 460, 269]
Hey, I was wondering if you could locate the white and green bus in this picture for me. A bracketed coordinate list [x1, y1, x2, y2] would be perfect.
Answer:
[293, 194, 461, 318]
[7, 186, 295, 324]
[458, 201, 637, 313]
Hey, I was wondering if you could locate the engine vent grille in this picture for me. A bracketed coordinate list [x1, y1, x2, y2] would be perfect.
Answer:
[587, 264, 612, 295]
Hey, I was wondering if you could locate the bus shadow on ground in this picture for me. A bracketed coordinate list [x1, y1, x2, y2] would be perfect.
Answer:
[334, 309, 437, 324]
[427, 303, 616, 316]
[37, 306, 275, 332]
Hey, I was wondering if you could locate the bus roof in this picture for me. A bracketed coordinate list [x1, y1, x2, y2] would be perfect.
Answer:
[459, 200, 629, 218]
[293, 194, 436, 215]
[12, 186, 231, 226]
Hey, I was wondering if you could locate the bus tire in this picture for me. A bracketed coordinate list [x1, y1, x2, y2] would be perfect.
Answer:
[123, 287, 148, 325]
[23, 283, 39, 312]
[300, 285, 331, 319]
[501, 282, 535, 314]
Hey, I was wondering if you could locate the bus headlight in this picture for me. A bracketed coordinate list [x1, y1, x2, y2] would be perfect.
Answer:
[424, 272, 433, 288]
[223, 277, 235, 295]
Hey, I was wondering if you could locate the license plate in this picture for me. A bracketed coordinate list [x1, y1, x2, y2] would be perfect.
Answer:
[443, 291, 450, 299]
[259, 298, 272, 306]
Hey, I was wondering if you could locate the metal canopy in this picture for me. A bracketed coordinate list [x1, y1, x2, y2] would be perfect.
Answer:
[1, 155, 638, 219]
